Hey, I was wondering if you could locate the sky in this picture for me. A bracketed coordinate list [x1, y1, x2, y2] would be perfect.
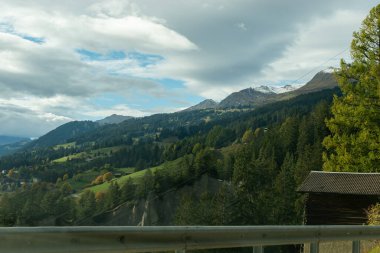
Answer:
[0, 0, 377, 137]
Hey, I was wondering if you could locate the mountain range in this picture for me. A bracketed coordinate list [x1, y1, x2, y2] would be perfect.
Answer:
[0, 135, 29, 146]
[0, 136, 31, 156]
[186, 70, 338, 110]
[0, 70, 338, 155]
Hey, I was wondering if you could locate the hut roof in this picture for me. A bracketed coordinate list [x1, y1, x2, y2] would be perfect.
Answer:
[297, 171, 380, 195]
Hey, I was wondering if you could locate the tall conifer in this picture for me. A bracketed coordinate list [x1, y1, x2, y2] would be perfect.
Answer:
[323, 5, 380, 172]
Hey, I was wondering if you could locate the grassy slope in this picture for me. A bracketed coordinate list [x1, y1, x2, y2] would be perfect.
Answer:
[52, 146, 124, 163]
[68, 167, 135, 191]
[83, 157, 186, 193]
[82, 144, 238, 194]
[114, 167, 135, 174]
[67, 170, 100, 190]
[53, 142, 76, 150]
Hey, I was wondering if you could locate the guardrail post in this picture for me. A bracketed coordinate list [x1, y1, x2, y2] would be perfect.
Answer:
[310, 242, 319, 253]
[253, 246, 263, 253]
[352, 240, 360, 253]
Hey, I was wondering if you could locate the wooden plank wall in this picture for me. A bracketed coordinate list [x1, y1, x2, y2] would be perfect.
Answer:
[305, 193, 380, 225]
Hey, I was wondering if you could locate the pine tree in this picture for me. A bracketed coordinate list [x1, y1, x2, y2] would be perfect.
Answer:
[120, 177, 136, 203]
[323, 4, 380, 172]
[77, 190, 96, 219]
[274, 153, 297, 224]
[106, 182, 121, 208]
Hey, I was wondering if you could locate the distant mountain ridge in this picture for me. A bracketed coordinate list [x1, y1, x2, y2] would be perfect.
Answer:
[24, 115, 133, 149]
[0, 136, 31, 157]
[0, 139, 31, 157]
[16, 71, 338, 150]
[25, 121, 99, 149]
[185, 71, 338, 111]
[96, 114, 133, 125]
[0, 135, 29, 146]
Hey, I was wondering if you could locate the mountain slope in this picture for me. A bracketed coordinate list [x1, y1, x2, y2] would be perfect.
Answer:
[182, 71, 336, 111]
[218, 88, 275, 108]
[295, 71, 338, 94]
[261, 71, 338, 104]
[184, 99, 218, 111]
[25, 121, 99, 149]
[218, 71, 337, 108]
[97, 114, 133, 125]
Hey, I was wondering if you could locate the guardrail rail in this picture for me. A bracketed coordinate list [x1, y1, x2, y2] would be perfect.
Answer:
[1, 225, 380, 253]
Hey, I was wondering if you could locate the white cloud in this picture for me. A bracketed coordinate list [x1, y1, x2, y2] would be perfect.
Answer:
[90, 16, 197, 51]
[88, 0, 141, 18]
[38, 113, 72, 123]
[0, 0, 377, 136]
[260, 9, 367, 85]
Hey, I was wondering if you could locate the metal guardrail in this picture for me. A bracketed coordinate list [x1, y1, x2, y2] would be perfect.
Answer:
[0, 225, 380, 253]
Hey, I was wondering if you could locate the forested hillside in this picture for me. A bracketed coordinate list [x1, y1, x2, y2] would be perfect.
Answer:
[0, 87, 338, 231]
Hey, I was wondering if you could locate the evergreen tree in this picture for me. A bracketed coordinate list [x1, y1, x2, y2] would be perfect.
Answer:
[136, 169, 155, 198]
[0, 194, 16, 226]
[77, 190, 96, 219]
[232, 143, 277, 225]
[211, 183, 234, 225]
[106, 182, 121, 209]
[274, 153, 298, 224]
[20, 200, 40, 225]
[323, 5, 380, 172]
[120, 177, 136, 203]
[175, 194, 196, 225]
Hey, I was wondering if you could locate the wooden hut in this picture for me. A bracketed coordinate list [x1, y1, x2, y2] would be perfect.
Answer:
[297, 171, 380, 225]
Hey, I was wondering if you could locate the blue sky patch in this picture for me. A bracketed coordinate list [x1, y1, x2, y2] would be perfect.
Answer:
[126, 51, 164, 67]
[0, 22, 45, 44]
[76, 49, 126, 61]
[21, 35, 45, 44]
[76, 48, 164, 68]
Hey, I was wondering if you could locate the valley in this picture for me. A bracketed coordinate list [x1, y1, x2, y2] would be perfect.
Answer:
[0, 71, 339, 227]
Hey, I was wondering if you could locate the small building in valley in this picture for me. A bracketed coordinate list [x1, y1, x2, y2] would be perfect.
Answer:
[297, 171, 380, 225]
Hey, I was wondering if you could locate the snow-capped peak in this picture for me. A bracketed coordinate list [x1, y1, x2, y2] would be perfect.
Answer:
[252, 84, 301, 94]
[254, 85, 276, 94]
